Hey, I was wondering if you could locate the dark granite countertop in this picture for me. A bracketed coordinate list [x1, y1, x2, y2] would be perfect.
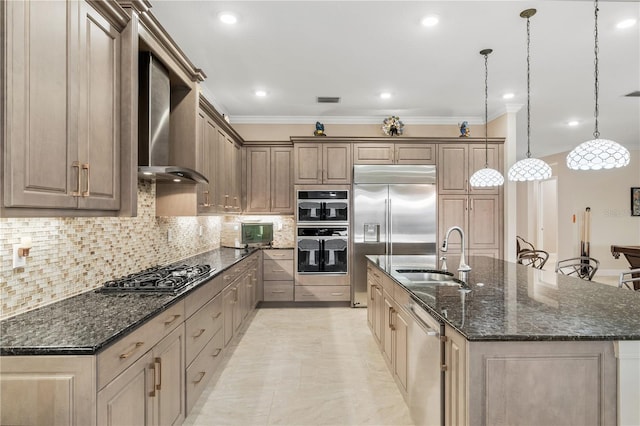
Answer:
[0, 247, 257, 356]
[367, 254, 640, 342]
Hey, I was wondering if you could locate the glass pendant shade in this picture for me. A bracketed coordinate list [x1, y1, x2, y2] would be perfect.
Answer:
[566, 138, 630, 170]
[508, 157, 552, 181]
[470, 167, 505, 187]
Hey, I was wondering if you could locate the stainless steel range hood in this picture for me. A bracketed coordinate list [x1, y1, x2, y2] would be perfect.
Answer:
[138, 52, 208, 184]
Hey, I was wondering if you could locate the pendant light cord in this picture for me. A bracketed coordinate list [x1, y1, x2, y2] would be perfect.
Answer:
[593, 0, 600, 138]
[484, 52, 489, 167]
[526, 14, 532, 158]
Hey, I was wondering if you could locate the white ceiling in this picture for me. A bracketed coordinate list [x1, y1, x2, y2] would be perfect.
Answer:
[149, 0, 640, 158]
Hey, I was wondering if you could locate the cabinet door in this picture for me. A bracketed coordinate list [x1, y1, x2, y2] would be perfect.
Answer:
[468, 144, 501, 195]
[271, 147, 293, 213]
[215, 129, 227, 211]
[97, 352, 154, 426]
[382, 293, 394, 368]
[444, 325, 468, 426]
[152, 325, 185, 426]
[395, 143, 436, 165]
[197, 113, 217, 214]
[294, 144, 322, 184]
[353, 143, 394, 164]
[4, 0, 78, 209]
[245, 147, 271, 213]
[77, 2, 120, 210]
[468, 195, 501, 251]
[394, 307, 409, 395]
[367, 271, 375, 330]
[222, 285, 235, 347]
[438, 195, 468, 255]
[373, 285, 384, 345]
[438, 144, 468, 194]
[323, 143, 352, 184]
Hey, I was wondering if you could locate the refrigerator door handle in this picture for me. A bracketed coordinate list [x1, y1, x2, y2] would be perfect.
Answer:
[388, 198, 393, 257]
[384, 198, 389, 256]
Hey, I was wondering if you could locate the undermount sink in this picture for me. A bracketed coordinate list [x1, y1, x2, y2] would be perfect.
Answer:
[393, 268, 461, 286]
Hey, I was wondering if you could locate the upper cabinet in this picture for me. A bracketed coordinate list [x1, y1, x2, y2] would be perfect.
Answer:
[244, 144, 293, 214]
[353, 142, 435, 165]
[293, 142, 352, 184]
[437, 142, 503, 195]
[2, 0, 129, 215]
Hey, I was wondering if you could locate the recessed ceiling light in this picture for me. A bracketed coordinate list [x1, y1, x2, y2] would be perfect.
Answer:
[421, 15, 439, 27]
[616, 18, 637, 29]
[173, 178, 181, 183]
[380, 92, 391, 99]
[567, 120, 580, 127]
[219, 12, 238, 25]
[255, 90, 267, 97]
[502, 93, 515, 100]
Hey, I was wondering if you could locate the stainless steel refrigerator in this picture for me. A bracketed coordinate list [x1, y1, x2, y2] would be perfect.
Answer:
[352, 165, 437, 307]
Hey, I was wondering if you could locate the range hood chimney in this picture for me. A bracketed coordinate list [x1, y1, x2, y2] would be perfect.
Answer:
[138, 52, 208, 184]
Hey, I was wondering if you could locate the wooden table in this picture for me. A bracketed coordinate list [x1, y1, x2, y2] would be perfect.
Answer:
[611, 245, 640, 290]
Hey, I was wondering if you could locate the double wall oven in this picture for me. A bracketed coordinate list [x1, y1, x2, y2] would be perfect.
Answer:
[296, 188, 350, 286]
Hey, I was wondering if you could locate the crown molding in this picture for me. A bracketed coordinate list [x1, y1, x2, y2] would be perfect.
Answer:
[229, 115, 485, 125]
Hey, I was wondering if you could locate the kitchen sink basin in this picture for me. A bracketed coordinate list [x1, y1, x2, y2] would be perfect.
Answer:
[393, 268, 461, 286]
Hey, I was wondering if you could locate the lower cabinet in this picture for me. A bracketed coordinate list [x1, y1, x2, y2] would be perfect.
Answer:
[443, 324, 467, 426]
[263, 249, 294, 301]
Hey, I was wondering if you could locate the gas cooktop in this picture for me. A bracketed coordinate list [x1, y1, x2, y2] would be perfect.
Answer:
[100, 264, 215, 293]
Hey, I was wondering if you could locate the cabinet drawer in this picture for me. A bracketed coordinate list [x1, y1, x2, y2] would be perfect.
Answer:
[294, 286, 350, 302]
[263, 281, 294, 301]
[185, 275, 224, 319]
[263, 259, 293, 281]
[367, 264, 383, 286]
[185, 294, 223, 365]
[381, 274, 395, 294]
[393, 282, 410, 308]
[263, 249, 293, 261]
[97, 300, 184, 389]
[186, 330, 224, 413]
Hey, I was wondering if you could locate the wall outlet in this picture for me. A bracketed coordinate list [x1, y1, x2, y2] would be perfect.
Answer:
[199, 225, 203, 237]
[167, 229, 173, 242]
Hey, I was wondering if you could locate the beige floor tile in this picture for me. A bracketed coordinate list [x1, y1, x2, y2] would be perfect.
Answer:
[184, 307, 413, 426]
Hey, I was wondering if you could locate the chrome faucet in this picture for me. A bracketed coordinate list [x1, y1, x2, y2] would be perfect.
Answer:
[442, 226, 471, 278]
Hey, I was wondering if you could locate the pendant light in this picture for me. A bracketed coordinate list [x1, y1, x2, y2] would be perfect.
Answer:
[566, 0, 630, 170]
[470, 49, 504, 188]
[508, 9, 552, 181]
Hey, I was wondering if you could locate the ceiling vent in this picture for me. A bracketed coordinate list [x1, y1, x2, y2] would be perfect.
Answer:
[624, 91, 640, 97]
[317, 96, 341, 103]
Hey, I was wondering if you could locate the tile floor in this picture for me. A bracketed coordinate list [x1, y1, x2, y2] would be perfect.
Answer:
[183, 307, 414, 426]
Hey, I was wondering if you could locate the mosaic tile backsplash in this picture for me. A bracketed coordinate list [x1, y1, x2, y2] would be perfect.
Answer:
[0, 182, 229, 320]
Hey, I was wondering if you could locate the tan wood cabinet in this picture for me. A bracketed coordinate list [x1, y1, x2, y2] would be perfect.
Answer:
[353, 143, 435, 165]
[263, 249, 294, 301]
[443, 324, 467, 426]
[293, 143, 352, 184]
[150, 324, 186, 426]
[437, 142, 504, 259]
[245, 146, 293, 214]
[3, 0, 124, 214]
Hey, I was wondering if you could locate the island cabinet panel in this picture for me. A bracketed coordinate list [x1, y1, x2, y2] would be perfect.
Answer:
[4, 0, 121, 214]
[444, 325, 468, 426]
[293, 143, 351, 184]
[467, 340, 617, 426]
[0, 356, 96, 426]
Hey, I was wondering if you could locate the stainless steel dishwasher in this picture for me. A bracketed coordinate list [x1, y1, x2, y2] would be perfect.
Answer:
[405, 299, 444, 426]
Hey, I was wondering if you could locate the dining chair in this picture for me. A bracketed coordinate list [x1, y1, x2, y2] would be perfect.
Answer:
[619, 268, 640, 290]
[555, 256, 600, 281]
[516, 236, 536, 255]
[517, 250, 549, 269]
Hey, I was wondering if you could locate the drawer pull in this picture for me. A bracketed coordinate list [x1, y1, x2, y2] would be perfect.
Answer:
[211, 348, 222, 357]
[119, 341, 144, 359]
[193, 328, 206, 338]
[212, 312, 222, 319]
[330, 292, 344, 296]
[271, 269, 285, 272]
[193, 371, 206, 384]
[271, 290, 286, 294]
[164, 314, 181, 326]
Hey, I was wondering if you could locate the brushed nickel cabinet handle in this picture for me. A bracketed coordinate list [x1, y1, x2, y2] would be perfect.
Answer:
[330, 292, 344, 296]
[212, 312, 222, 319]
[211, 348, 222, 357]
[164, 314, 181, 326]
[271, 269, 285, 272]
[81, 163, 90, 196]
[193, 328, 206, 338]
[271, 290, 285, 294]
[193, 371, 206, 384]
[150, 363, 157, 397]
[71, 161, 81, 196]
[119, 341, 144, 359]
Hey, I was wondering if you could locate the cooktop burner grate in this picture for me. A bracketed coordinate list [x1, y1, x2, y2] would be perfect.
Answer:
[100, 264, 214, 293]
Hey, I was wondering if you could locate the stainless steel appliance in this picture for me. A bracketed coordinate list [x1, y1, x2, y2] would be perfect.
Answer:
[296, 226, 349, 286]
[352, 165, 437, 306]
[100, 264, 215, 293]
[297, 190, 348, 223]
[406, 299, 444, 426]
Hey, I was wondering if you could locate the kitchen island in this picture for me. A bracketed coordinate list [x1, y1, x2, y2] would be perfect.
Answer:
[367, 254, 640, 426]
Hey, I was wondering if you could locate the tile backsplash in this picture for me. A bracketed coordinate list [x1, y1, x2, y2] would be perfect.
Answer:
[0, 182, 225, 319]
